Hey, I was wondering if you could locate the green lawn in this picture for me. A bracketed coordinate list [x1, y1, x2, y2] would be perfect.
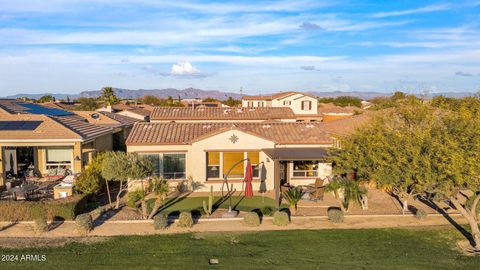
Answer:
[148, 195, 287, 216]
[2, 228, 479, 269]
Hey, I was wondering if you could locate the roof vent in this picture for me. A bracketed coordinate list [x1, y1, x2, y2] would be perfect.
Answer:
[262, 125, 271, 128]
[91, 113, 100, 120]
[305, 124, 315, 128]
[248, 108, 255, 112]
[203, 125, 212, 129]
[143, 125, 153, 130]
[223, 109, 231, 114]
[236, 108, 243, 113]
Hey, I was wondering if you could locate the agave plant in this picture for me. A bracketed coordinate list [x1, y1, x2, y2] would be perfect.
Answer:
[282, 187, 304, 215]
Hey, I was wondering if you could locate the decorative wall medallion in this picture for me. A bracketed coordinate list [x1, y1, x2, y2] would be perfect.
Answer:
[229, 134, 239, 144]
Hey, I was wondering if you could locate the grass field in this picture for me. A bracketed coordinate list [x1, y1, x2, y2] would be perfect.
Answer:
[1, 228, 479, 269]
[149, 195, 287, 216]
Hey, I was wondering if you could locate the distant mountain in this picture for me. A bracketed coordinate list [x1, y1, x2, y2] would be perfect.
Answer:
[78, 87, 243, 100]
[3, 93, 79, 100]
[2, 88, 476, 101]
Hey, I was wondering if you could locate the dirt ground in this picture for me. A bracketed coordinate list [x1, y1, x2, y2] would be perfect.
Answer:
[0, 213, 468, 242]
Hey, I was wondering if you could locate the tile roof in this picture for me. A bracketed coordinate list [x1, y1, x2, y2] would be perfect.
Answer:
[150, 107, 296, 121]
[126, 122, 335, 146]
[0, 112, 113, 142]
[99, 111, 140, 126]
[126, 107, 151, 117]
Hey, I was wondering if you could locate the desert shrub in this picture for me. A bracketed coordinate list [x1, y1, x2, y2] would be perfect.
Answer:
[243, 212, 260, 227]
[32, 205, 48, 233]
[74, 153, 106, 194]
[153, 213, 169, 230]
[126, 190, 143, 208]
[75, 213, 93, 233]
[272, 211, 289, 226]
[177, 212, 194, 228]
[415, 209, 428, 220]
[0, 195, 88, 221]
[327, 207, 344, 223]
[261, 206, 274, 217]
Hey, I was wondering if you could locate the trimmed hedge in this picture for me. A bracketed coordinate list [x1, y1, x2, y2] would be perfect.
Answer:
[0, 194, 89, 221]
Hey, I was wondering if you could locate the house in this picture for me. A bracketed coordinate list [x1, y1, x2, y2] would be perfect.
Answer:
[150, 107, 297, 123]
[0, 100, 116, 188]
[96, 103, 153, 121]
[317, 103, 360, 122]
[242, 91, 319, 115]
[182, 101, 227, 108]
[126, 121, 342, 206]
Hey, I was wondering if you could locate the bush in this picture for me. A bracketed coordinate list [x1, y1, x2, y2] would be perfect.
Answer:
[415, 209, 428, 220]
[327, 207, 344, 223]
[153, 213, 168, 230]
[244, 212, 260, 227]
[34, 216, 48, 233]
[261, 206, 274, 217]
[0, 195, 88, 221]
[126, 190, 143, 208]
[75, 213, 93, 233]
[74, 153, 106, 194]
[177, 212, 194, 228]
[272, 211, 289, 226]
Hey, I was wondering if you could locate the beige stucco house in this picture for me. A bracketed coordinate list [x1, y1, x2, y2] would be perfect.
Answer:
[0, 100, 119, 188]
[126, 122, 337, 206]
[242, 91, 319, 116]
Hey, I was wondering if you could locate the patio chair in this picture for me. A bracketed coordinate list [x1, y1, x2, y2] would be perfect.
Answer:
[313, 178, 325, 201]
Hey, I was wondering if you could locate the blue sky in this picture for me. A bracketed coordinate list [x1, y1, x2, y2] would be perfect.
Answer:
[0, 0, 480, 96]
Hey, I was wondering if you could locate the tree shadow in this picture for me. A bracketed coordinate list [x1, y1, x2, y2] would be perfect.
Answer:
[93, 207, 121, 227]
[48, 216, 64, 231]
[418, 197, 475, 247]
[0, 221, 18, 231]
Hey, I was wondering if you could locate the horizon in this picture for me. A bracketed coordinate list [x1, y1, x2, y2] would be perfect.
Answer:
[1, 1, 480, 96]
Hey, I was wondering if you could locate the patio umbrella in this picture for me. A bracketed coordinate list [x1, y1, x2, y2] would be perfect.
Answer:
[244, 161, 254, 198]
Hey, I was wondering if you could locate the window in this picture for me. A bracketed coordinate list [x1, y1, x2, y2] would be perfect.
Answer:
[138, 153, 185, 179]
[283, 100, 291, 105]
[247, 152, 260, 178]
[140, 154, 161, 176]
[301, 100, 312, 111]
[258, 101, 265, 107]
[45, 147, 72, 171]
[207, 152, 220, 178]
[293, 161, 319, 177]
[223, 152, 244, 178]
[247, 101, 254, 107]
[206, 151, 260, 179]
[163, 153, 185, 179]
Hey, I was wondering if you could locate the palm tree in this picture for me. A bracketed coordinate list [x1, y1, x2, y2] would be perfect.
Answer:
[325, 177, 368, 212]
[282, 187, 304, 215]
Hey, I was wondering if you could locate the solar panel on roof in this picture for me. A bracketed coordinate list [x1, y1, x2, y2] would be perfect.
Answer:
[0, 121, 43, 131]
[19, 103, 73, 116]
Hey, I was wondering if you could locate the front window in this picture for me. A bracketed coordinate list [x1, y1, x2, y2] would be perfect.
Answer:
[293, 161, 319, 177]
[223, 152, 244, 178]
[206, 151, 260, 179]
[283, 100, 291, 105]
[163, 153, 186, 179]
[139, 153, 185, 179]
[46, 147, 72, 174]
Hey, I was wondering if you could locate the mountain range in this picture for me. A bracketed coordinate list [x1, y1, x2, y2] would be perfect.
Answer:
[2, 87, 476, 101]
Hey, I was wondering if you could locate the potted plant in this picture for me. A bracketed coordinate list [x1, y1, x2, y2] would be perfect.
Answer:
[282, 187, 304, 215]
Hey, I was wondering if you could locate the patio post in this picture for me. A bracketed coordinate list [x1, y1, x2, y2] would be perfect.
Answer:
[274, 159, 281, 208]
[0, 146, 4, 187]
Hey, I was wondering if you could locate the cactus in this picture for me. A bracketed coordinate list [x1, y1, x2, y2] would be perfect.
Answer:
[203, 186, 213, 217]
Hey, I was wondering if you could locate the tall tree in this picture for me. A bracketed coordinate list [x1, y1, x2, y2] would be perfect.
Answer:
[334, 98, 480, 249]
[101, 152, 153, 209]
[76, 97, 99, 110]
[100, 86, 119, 106]
[38, 95, 55, 103]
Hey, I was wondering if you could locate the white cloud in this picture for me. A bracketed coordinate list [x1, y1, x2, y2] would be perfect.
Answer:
[372, 4, 451, 18]
[171, 62, 200, 75]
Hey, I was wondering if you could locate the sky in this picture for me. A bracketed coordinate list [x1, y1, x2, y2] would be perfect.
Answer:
[0, 0, 480, 96]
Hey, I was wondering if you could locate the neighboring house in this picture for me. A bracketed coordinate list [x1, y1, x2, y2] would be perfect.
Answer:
[317, 103, 360, 122]
[242, 91, 319, 116]
[97, 104, 151, 121]
[150, 107, 297, 123]
[71, 111, 139, 150]
[126, 121, 343, 206]
[182, 101, 227, 108]
[0, 100, 116, 188]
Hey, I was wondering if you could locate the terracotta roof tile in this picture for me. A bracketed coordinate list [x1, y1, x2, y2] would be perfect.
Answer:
[126, 122, 334, 146]
[150, 107, 296, 121]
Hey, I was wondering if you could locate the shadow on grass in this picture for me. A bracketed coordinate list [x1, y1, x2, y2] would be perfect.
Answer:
[418, 197, 475, 247]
